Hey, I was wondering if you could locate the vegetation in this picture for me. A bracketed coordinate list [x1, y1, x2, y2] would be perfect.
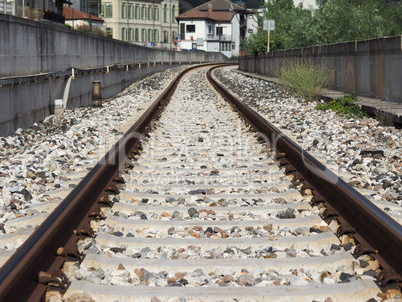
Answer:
[75, 24, 106, 37]
[180, 0, 263, 10]
[243, 0, 402, 53]
[243, 29, 268, 55]
[279, 58, 333, 101]
[316, 92, 367, 118]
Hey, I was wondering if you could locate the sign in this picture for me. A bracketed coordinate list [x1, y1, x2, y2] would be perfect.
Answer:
[263, 20, 275, 53]
[175, 34, 181, 42]
[151, 42, 155, 47]
[143, 42, 148, 47]
[197, 38, 203, 46]
[263, 20, 275, 31]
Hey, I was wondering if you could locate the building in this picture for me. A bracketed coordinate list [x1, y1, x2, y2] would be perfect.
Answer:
[245, 8, 262, 38]
[175, 0, 248, 57]
[99, 0, 179, 50]
[63, 6, 104, 30]
[293, 0, 317, 8]
[0, 0, 68, 23]
[68, 0, 101, 17]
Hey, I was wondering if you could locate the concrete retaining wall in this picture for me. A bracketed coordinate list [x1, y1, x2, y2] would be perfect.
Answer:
[238, 36, 402, 103]
[0, 13, 227, 136]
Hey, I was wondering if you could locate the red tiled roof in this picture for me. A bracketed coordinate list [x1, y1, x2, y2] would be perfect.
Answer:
[176, 7, 234, 22]
[176, 8, 209, 19]
[207, 11, 234, 22]
[196, 0, 246, 12]
[63, 6, 104, 21]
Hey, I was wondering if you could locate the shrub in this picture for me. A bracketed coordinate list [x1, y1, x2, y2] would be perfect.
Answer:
[279, 58, 333, 101]
[76, 24, 106, 37]
[316, 91, 367, 119]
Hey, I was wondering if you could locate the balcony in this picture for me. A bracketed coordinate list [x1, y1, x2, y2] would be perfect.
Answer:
[0, 1, 15, 15]
[205, 34, 232, 41]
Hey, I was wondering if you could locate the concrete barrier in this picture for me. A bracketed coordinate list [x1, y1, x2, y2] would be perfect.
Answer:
[238, 36, 402, 103]
[0, 14, 227, 136]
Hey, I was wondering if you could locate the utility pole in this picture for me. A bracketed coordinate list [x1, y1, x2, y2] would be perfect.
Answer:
[267, 22, 270, 53]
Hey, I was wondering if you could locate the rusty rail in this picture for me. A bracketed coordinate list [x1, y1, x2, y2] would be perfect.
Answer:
[1, 62, 399, 301]
[207, 66, 402, 288]
[0, 63, 231, 301]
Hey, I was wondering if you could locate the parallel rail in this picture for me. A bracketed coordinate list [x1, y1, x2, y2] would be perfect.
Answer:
[0, 63, 400, 301]
[207, 66, 402, 287]
[0, 63, 231, 301]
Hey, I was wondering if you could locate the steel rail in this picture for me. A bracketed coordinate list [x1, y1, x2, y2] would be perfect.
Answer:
[0, 63, 230, 301]
[207, 66, 402, 288]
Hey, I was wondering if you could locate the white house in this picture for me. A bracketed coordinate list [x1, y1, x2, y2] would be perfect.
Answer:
[293, 0, 317, 9]
[176, 0, 248, 57]
[64, 6, 105, 30]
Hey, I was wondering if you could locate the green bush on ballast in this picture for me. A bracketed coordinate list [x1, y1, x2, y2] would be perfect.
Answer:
[279, 58, 333, 102]
[316, 91, 367, 119]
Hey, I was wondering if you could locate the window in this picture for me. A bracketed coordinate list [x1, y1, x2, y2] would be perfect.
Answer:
[154, 29, 159, 42]
[171, 5, 175, 22]
[135, 5, 139, 19]
[219, 42, 231, 51]
[121, 3, 127, 18]
[102, 3, 112, 18]
[122, 28, 126, 41]
[142, 5, 146, 19]
[208, 25, 213, 34]
[163, 31, 168, 43]
[163, 4, 167, 22]
[106, 27, 112, 38]
[172, 31, 176, 42]
[154, 7, 159, 21]
[186, 24, 195, 33]
[180, 23, 185, 39]
[148, 29, 152, 41]
[129, 28, 134, 41]
[216, 27, 223, 36]
[148, 6, 152, 20]
[142, 29, 146, 42]
[128, 5, 134, 19]
[135, 28, 139, 42]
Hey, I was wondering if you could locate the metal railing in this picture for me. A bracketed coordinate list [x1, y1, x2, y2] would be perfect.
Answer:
[206, 34, 232, 41]
[16, 6, 43, 21]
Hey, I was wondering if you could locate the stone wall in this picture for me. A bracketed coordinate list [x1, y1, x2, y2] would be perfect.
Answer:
[238, 36, 402, 103]
[0, 14, 227, 136]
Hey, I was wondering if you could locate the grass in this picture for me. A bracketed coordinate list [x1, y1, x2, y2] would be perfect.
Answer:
[279, 58, 333, 102]
[316, 91, 367, 119]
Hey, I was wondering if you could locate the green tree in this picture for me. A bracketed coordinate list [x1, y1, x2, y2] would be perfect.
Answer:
[243, 0, 402, 55]
[243, 29, 268, 55]
[311, 0, 400, 44]
[263, 0, 295, 50]
[382, 0, 402, 36]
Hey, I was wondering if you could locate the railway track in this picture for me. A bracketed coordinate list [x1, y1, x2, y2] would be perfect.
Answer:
[0, 64, 401, 301]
